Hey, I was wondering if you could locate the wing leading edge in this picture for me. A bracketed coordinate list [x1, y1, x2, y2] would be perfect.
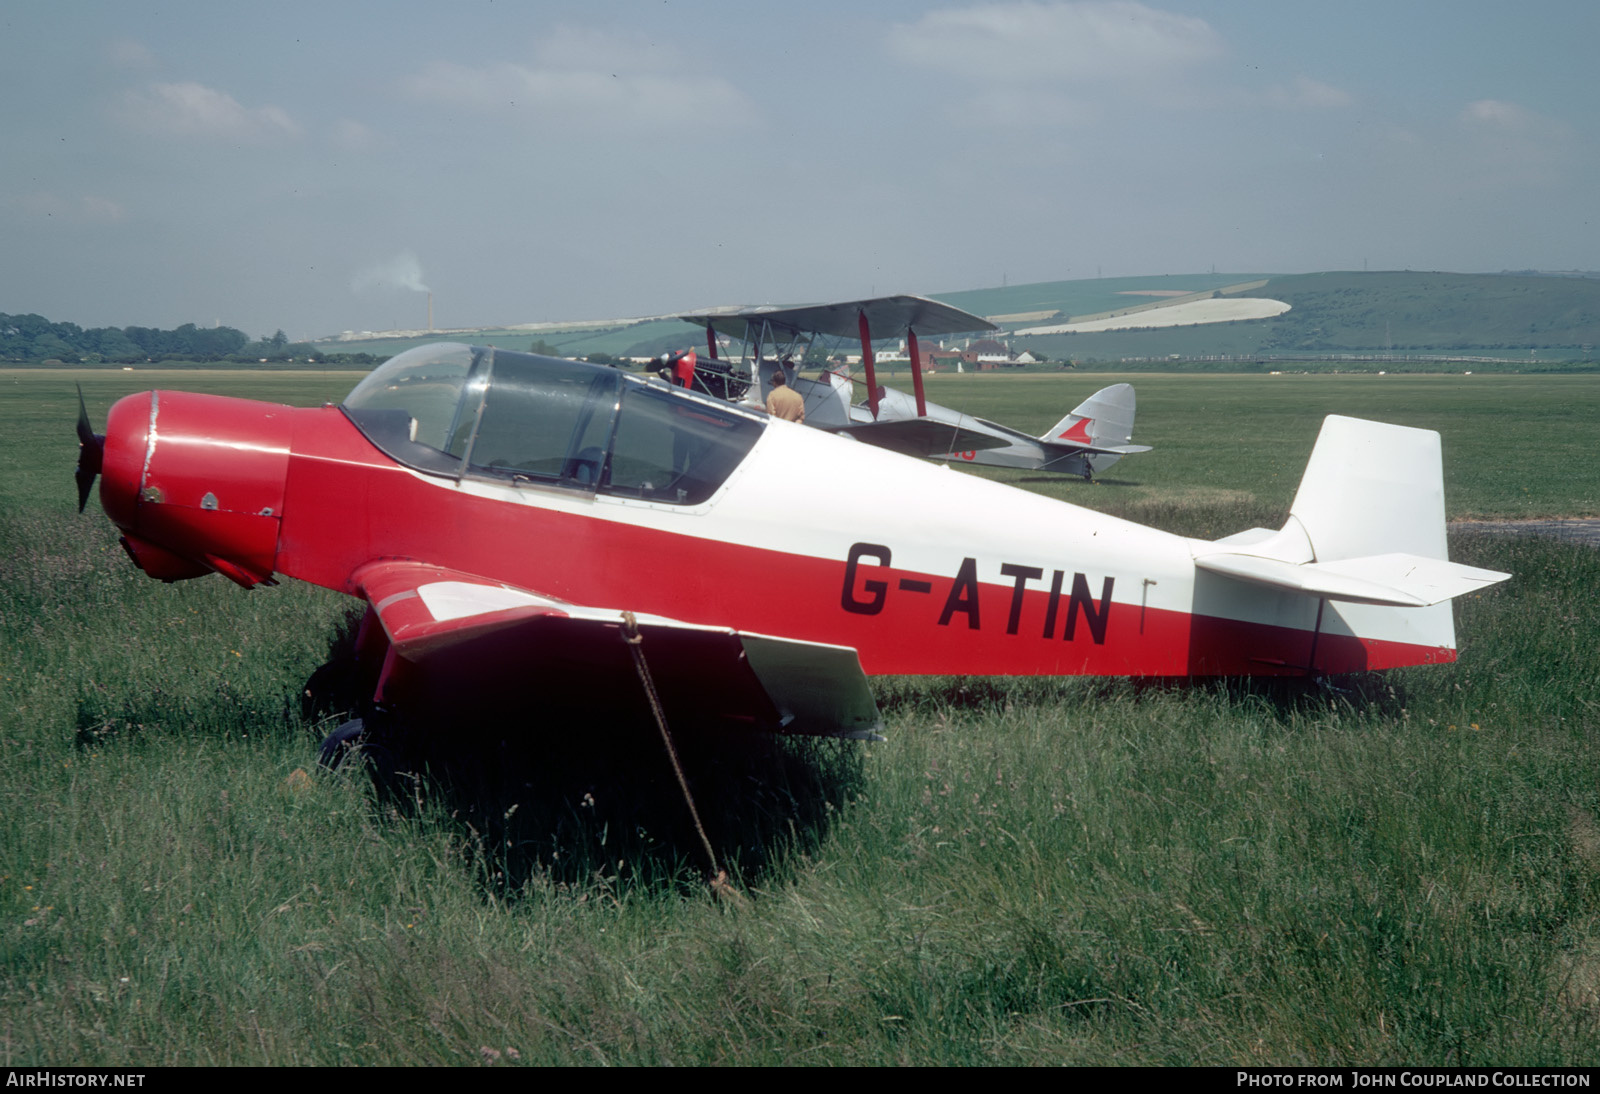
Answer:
[681, 294, 997, 342]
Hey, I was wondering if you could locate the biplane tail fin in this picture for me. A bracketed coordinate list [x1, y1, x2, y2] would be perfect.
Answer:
[1041, 383, 1138, 447]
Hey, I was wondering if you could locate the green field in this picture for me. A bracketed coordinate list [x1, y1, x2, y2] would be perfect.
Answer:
[911, 371, 1600, 524]
[4, 369, 1600, 1065]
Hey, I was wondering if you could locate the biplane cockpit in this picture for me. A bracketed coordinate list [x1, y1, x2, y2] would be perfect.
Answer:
[341, 343, 765, 505]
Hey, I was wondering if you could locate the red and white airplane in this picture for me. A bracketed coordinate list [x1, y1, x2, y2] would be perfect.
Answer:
[676, 295, 1150, 478]
[76, 342, 1508, 746]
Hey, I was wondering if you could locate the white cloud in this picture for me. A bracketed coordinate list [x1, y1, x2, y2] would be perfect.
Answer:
[79, 195, 126, 222]
[947, 87, 1102, 128]
[1265, 76, 1352, 110]
[118, 81, 302, 142]
[107, 39, 157, 70]
[328, 118, 381, 152]
[9, 191, 125, 224]
[1454, 99, 1572, 188]
[405, 26, 758, 130]
[528, 25, 683, 75]
[352, 251, 430, 295]
[1351, 99, 1575, 206]
[1460, 98, 1556, 134]
[888, 1, 1224, 84]
[888, 2, 1226, 128]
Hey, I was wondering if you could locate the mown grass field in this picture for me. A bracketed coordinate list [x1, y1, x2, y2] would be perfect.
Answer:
[3, 368, 1599, 1065]
[917, 371, 1600, 526]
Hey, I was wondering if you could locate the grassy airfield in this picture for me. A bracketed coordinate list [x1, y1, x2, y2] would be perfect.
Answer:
[3, 368, 1599, 1065]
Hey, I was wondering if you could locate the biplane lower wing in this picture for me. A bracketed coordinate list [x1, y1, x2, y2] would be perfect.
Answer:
[830, 416, 1012, 458]
[350, 560, 883, 739]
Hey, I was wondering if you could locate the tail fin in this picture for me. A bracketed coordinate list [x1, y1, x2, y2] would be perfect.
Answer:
[1290, 415, 1445, 562]
[1041, 382, 1137, 447]
[1192, 416, 1509, 671]
[1196, 416, 1508, 609]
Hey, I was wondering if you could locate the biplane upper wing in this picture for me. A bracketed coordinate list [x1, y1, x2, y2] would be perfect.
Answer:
[681, 294, 997, 341]
[350, 560, 882, 738]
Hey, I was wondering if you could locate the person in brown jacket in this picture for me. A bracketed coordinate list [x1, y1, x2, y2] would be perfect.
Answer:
[765, 371, 805, 423]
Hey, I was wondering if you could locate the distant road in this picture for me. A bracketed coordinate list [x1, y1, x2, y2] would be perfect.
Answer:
[1453, 518, 1600, 547]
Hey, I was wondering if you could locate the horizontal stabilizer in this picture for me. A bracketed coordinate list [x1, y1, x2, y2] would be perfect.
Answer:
[1195, 550, 1509, 607]
[1044, 441, 1152, 457]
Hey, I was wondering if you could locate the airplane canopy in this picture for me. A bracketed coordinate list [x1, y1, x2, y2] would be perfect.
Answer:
[681, 295, 997, 341]
[342, 343, 764, 504]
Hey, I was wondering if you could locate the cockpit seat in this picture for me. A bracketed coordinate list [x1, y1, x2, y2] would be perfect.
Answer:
[567, 446, 605, 487]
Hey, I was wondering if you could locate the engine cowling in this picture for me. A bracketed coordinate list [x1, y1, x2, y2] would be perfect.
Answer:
[101, 390, 292, 587]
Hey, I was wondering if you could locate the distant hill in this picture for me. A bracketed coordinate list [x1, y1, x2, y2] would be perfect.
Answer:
[309, 270, 1600, 365]
[1242, 271, 1600, 351]
[1002, 271, 1600, 363]
[931, 273, 1270, 324]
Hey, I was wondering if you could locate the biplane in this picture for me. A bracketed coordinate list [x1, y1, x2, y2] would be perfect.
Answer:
[674, 295, 1150, 478]
[76, 341, 1508, 752]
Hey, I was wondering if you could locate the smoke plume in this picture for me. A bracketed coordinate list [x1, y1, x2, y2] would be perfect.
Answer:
[352, 250, 430, 294]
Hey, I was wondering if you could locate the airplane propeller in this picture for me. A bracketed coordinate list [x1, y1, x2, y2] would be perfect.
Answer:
[74, 384, 105, 514]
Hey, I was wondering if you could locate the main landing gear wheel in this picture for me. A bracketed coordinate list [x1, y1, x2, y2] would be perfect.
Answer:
[318, 718, 371, 770]
[318, 714, 406, 786]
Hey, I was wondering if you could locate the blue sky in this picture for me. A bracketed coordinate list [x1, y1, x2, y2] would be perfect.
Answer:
[2, 1, 1595, 339]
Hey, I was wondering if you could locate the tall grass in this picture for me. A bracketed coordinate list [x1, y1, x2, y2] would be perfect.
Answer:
[2, 371, 1598, 1064]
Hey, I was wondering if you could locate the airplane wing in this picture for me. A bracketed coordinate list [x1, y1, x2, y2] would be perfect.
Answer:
[822, 385, 1014, 458]
[350, 560, 883, 738]
[829, 417, 1013, 458]
[681, 295, 997, 341]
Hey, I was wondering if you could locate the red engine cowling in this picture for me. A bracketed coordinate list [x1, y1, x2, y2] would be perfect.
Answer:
[101, 391, 293, 587]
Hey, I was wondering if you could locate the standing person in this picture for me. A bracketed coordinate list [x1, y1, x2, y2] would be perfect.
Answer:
[766, 371, 804, 423]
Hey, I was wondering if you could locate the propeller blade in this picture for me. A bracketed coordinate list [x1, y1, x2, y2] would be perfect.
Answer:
[74, 384, 104, 514]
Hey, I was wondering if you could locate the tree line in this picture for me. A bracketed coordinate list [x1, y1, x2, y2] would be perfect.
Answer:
[0, 312, 358, 364]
